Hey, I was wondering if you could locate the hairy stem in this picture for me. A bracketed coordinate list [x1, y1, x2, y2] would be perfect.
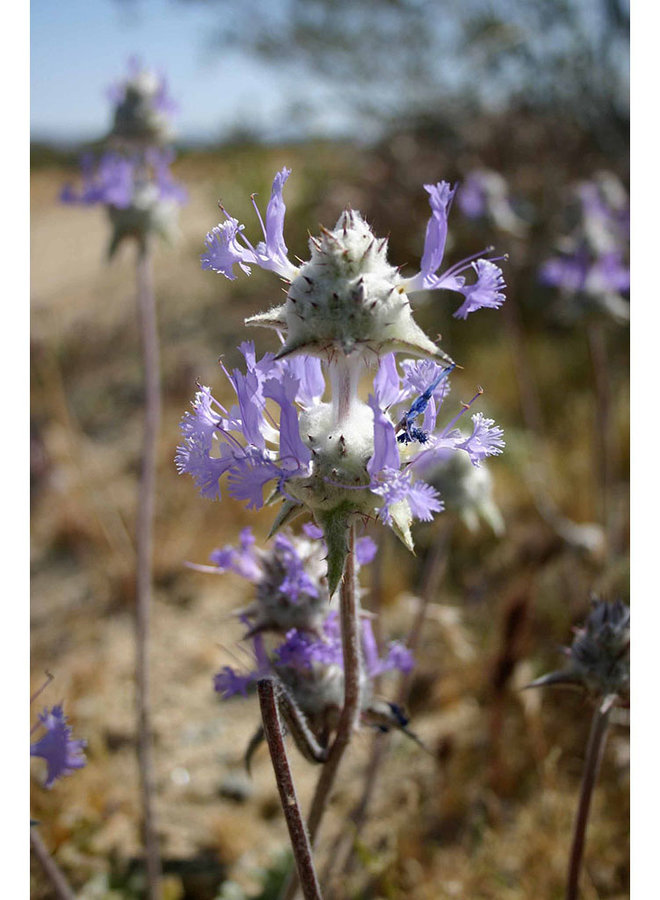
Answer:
[281, 525, 361, 900]
[258, 680, 323, 900]
[566, 696, 614, 900]
[30, 829, 76, 900]
[328, 356, 363, 427]
[323, 524, 452, 893]
[135, 241, 163, 899]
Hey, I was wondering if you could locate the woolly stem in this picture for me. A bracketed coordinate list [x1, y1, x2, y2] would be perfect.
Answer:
[323, 524, 452, 894]
[566, 695, 614, 900]
[281, 524, 361, 900]
[328, 356, 363, 427]
[30, 829, 76, 900]
[135, 240, 163, 899]
[258, 680, 323, 900]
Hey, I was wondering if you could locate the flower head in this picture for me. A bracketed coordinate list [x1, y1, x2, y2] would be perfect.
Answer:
[540, 172, 629, 324]
[109, 58, 176, 145]
[61, 149, 186, 257]
[214, 611, 414, 742]
[528, 599, 630, 700]
[201, 170, 506, 363]
[177, 346, 504, 592]
[30, 705, 87, 789]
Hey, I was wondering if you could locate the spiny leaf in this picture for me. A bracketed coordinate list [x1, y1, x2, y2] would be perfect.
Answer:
[267, 499, 306, 538]
[316, 504, 352, 597]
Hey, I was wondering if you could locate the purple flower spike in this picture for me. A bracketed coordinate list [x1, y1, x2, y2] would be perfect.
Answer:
[30, 705, 86, 789]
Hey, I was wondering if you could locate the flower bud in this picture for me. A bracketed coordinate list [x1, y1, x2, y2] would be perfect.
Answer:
[529, 598, 629, 700]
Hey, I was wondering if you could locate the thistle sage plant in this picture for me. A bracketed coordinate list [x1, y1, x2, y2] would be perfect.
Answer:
[61, 60, 186, 899]
[196, 526, 416, 768]
[178, 168, 506, 893]
[540, 173, 629, 542]
[529, 599, 629, 900]
[540, 172, 629, 325]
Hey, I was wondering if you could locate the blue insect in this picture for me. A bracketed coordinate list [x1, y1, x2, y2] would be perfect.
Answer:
[395, 363, 455, 444]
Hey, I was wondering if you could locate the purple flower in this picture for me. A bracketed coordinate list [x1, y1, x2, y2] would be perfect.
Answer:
[61, 152, 134, 208]
[176, 344, 314, 509]
[367, 356, 504, 526]
[457, 413, 506, 466]
[451, 259, 506, 320]
[402, 181, 507, 318]
[202, 168, 298, 281]
[208, 527, 262, 580]
[215, 611, 415, 702]
[30, 705, 86, 789]
[540, 174, 629, 323]
[272, 533, 319, 601]
[203, 171, 506, 328]
[213, 667, 257, 699]
[61, 150, 186, 211]
[457, 172, 487, 220]
[201, 218, 258, 280]
[366, 395, 400, 478]
[355, 536, 378, 565]
[370, 468, 443, 526]
[456, 169, 527, 235]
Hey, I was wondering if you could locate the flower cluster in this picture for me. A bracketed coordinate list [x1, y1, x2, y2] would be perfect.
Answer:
[214, 611, 413, 704]
[189, 523, 376, 635]
[177, 341, 504, 591]
[30, 704, 87, 789]
[529, 599, 630, 700]
[198, 526, 414, 759]
[107, 56, 176, 146]
[540, 172, 629, 324]
[201, 168, 506, 360]
[180, 168, 505, 590]
[61, 61, 186, 257]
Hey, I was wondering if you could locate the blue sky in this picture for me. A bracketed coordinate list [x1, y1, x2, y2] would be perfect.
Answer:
[31, 0, 351, 142]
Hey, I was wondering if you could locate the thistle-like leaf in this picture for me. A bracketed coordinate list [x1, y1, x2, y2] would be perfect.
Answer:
[316, 504, 352, 597]
[267, 499, 306, 538]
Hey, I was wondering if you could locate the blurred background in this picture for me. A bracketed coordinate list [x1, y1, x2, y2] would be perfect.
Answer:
[31, 0, 629, 897]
